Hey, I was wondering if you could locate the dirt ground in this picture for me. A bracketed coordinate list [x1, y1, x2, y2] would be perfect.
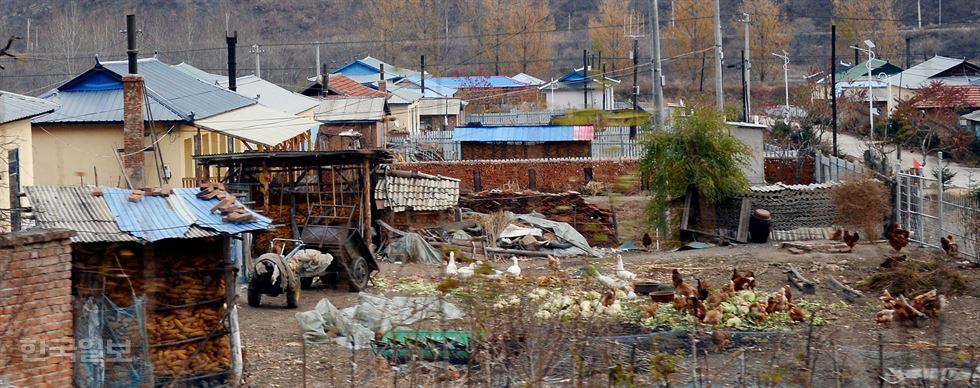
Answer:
[237, 240, 980, 387]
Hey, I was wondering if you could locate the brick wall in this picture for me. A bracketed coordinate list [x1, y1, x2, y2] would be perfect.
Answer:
[460, 141, 590, 160]
[392, 158, 639, 193]
[0, 229, 75, 387]
[765, 157, 815, 185]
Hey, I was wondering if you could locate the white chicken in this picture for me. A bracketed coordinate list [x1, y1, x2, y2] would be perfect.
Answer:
[445, 251, 458, 277]
[625, 282, 637, 300]
[506, 256, 522, 277]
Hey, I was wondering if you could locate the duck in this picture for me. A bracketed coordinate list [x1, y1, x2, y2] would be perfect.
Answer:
[456, 263, 475, 280]
[506, 256, 522, 277]
[614, 255, 636, 281]
[445, 252, 458, 277]
[597, 273, 629, 290]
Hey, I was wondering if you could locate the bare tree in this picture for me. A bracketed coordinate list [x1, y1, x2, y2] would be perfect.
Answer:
[735, 0, 790, 83]
[50, 1, 81, 75]
[664, 0, 715, 87]
[833, 0, 902, 62]
[589, 0, 632, 72]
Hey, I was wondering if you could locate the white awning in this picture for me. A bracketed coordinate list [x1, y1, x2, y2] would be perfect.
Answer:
[193, 104, 318, 147]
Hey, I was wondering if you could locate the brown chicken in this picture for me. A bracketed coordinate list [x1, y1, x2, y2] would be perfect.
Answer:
[880, 254, 907, 268]
[673, 269, 697, 297]
[673, 294, 690, 311]
[646, 303, 660, 318]
[748, 301, 768, 323]
[732, 268, 756, 291]
[601, 289, 617, 307]
[940, 235, 959, 258]
[711, 330, 730, 350]
[641, 232, 653, 250]
[843, 230, 860, 252]
[888, 224, 910, 252]
[548, 255, 561, 272]
[702, 307, 723, 325]
[719, 280, 736, 300]
[911, 289, 947, 318]
[696, 279, 710, 301]
[876, 309, 895, 325]
[880, 289, 895, 309]
[788, 304, 807, 322]
[690, 296, 707, 321]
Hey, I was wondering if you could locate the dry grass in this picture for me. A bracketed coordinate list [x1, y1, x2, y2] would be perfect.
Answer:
[859, 254, 969, 297]
[830, 177, 890, 239]
[479, 211, 511, 248]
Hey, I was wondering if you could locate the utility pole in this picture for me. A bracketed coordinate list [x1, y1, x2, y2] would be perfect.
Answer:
[250, 44, 265, 78]
[743, 13, 751, 118]
[649, 0, 665, 129]
[852, 41, 876, 142]
[905, 37, 911, 68]
[831, 25, 838, 156]
[740, 50, 747, 121]
[631, 40, 639, 138]
[583, 50, 589, 109]
[421, 55, 426, 94]
[917, 0, 922, 29]
[25, 19, 30, 52]
[603, 63, 608, 110]
[712, 0, 724, 110]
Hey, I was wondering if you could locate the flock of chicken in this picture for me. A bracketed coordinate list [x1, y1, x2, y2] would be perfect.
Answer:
[876, 289, 947, 326]
[652, 269, 808, 325]
[833, 222, 960, 258]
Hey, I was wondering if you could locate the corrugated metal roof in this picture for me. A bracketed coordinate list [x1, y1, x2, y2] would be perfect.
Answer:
[838, 59, 902, 82]
[388, 87, 423, 105]
[417, 98, 464, 116]
[0, 91, 57, 124]
[26, 186, 139, 243]
[174, 63, 319, 115]
[33, 89, 184, 123]
[962, 109, 980, 122]
[889, 56, 970, 89]
[101, 58, 255, 119]
[426, 76, 528, 88]
[25, 185, 270, 243]
[512, 73, 546, 86]
[171, 188, 271, 235]
[453, 125, 594, 142]
[193, 104, 319, 147]
[314, 97, 386, 122]
[396, 77, 457, 98]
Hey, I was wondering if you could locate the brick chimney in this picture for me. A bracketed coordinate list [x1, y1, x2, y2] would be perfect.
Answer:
[122, 75, 145, 189]
[121, 14, 144, 188]
[378, 63, 386, 94]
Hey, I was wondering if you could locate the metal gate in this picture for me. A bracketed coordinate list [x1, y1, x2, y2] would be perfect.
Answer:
[896, 169, 979, 262]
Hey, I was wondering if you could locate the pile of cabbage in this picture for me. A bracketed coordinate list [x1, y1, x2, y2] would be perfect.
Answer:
[640, 290, 825, 331]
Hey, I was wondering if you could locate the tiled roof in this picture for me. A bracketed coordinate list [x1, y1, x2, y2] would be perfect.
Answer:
[375, 170, 460, 212]
[327, 74, 387, 97]
[26, 185, 271, 243]
[914, 85, 980, 108]
[0, 91, 57, 124]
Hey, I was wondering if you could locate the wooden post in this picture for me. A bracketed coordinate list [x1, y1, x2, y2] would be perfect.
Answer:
[362, 159, 373, 253]
[224, 235, 244, 383]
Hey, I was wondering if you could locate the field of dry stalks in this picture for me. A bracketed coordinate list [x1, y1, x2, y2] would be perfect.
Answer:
[238, 242, 980, 387]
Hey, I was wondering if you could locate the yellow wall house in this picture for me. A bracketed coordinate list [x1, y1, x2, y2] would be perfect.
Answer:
[32, 58, 317, 189]
[0, 91, 57, 231]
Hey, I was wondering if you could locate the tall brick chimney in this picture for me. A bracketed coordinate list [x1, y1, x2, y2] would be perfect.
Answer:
[122, 14, 144, 188]
[378, 63, 386, 94]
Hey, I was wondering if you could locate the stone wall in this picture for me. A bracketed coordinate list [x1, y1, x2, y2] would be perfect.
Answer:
[391, 158, 639, 193]
[0, 229, 75, 387]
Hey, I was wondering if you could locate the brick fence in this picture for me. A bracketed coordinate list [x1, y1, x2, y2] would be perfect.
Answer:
[0, 229, 75, 387]
[765, 156, 815, 185]
[391, 158, 640, 193]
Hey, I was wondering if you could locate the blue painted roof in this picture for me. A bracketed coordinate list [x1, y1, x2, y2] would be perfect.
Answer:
[100, 187, 270, 242]
[35, 58, 255, 124]
[427, 76, 527, 88]
[453, 125, 595, 142]
[333, 60, 381, 76]
[558, 67, 619, 83]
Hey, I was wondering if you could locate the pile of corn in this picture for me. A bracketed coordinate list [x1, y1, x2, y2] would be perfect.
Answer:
[147, 307, 223, 343]
[150, 336, 231, 376]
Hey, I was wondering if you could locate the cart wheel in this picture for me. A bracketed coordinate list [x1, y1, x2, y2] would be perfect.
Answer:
[247, 286, 261, 307]
[347, 256, 370, 292]
[286, 286, 300, 309]
[300, 276, 315, 289]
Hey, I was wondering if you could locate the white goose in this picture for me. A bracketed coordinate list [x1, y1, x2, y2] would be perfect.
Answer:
[506, 256, 522, 277]
[597, 273, 629, 290]
[445, 251, 458, 277]
[615, 254, 636, 281]
[457, 262, 475, 280]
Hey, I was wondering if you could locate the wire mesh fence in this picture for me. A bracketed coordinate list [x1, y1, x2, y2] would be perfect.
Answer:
[898, 170, 980, 262]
